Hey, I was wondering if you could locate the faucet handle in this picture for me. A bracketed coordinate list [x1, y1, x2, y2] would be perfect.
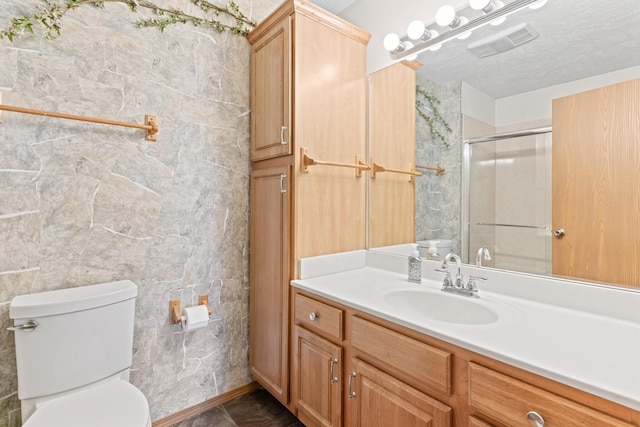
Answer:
[466, 275, 487, 290]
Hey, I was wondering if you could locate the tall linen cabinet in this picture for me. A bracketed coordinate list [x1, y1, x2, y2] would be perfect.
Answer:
[247, 0, 370, 409]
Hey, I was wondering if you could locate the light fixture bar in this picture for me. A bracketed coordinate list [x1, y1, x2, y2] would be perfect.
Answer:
[390, 0, 539, 61]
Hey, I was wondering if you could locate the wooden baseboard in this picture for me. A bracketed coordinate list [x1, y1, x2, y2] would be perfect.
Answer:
[152, 381, 261, 427]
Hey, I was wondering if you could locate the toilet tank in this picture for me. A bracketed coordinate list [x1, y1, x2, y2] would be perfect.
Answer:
[9, 280, 137, 400]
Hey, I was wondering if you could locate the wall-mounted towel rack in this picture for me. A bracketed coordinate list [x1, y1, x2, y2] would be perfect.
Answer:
[416, 163, 446, 175]
[476, 222, 550, 231]
[0, 104, 158, 141]
[370, 158, 421, 182]
[300, 147, 370, 177]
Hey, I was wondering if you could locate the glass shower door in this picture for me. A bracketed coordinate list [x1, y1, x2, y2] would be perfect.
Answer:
[464, 129, 552, 275]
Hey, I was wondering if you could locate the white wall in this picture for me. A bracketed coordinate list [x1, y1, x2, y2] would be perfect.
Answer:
[460, 65, 640, 129]
[495, 65, 640, 128]
[461, 82, 495, 126]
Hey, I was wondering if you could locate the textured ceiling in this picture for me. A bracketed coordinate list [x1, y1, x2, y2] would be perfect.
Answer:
[266, 0, 640, 99]
[390, 0, 640, 98]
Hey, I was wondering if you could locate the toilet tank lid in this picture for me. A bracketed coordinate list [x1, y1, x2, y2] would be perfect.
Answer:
[10, 280, 137, 319]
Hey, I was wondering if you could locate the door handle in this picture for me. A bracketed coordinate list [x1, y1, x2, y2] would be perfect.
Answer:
[280, 174, 287, 194]
[554, 228, 565, 238]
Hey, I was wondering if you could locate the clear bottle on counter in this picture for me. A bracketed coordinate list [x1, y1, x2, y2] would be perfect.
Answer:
[408, 244, 422, 283]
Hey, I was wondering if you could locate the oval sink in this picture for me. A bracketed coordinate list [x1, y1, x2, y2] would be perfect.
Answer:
[384, 289, 499, 325]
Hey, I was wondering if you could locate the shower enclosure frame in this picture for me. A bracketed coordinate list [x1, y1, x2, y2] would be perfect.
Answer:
[461, 126, 552, 265]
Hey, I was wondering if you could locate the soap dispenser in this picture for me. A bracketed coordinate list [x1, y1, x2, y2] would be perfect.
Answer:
[408, 244, 422, 283]
[426, 240, 440, 260]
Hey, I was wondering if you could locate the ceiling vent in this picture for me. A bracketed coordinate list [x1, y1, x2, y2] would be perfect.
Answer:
[467, 23, 538, 58]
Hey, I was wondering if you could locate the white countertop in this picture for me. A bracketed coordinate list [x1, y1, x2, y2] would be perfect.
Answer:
[292, 250, 640, 411]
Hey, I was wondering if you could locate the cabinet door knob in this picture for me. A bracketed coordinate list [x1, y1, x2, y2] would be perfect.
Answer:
[309, 312, 317, 321]
[553, 228, 565, 238]
[526, 411, 544, 426]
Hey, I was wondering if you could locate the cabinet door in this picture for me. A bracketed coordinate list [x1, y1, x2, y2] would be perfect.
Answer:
[295, 326, 343, 427]
[250, 16, 291, 161]
[249, 165, 290, 404]
[348, 359, 452, 427]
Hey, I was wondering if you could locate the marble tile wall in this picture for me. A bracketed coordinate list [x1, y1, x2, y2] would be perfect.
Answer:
[0, 1, 275, 425]
[415, 79, 462, 255]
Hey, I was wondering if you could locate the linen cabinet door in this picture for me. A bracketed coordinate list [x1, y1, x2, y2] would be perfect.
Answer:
[348, 358, 452, 427]
[294, 326, 343, 427]
[250, 16, 292, 161]
[249, 165, 290, 405]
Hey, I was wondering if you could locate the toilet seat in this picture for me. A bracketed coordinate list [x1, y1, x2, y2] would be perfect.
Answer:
[23, 380, 150, 427]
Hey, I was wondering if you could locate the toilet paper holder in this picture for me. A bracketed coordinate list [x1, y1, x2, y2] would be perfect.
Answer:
[169, 295, 212, 324]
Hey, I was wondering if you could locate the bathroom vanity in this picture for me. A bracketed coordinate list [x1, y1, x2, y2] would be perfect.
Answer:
[290, 251, 640, 427]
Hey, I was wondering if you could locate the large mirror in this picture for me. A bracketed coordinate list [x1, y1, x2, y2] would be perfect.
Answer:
[360, 0, 640, 289]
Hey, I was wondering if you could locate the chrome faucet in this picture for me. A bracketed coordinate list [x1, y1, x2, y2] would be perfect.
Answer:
[444, 252, 463, 289]
[436, 252, 484, 298]
[476, 246, 492, 267]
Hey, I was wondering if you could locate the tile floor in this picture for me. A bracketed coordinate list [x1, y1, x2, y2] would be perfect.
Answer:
[172, 388, 305, 427]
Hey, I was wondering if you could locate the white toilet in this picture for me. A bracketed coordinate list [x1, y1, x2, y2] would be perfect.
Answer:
[9, 280, 151, 427]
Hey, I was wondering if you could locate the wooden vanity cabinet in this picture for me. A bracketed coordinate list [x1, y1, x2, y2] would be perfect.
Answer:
[248, 0, 369, 410]
[292, 289, 640, 427]
[293, 293, 345, 427]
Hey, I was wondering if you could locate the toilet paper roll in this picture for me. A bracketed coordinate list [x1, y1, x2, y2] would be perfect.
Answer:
[181, 304, 209, 331]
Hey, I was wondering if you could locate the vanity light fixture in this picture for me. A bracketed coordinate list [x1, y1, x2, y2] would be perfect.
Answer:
[384, 0, 545, 61]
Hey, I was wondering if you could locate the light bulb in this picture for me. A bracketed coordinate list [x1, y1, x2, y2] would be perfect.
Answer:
[469, 0, 491, 11]
[489, 0, 506, 24]
[456, 16, 471, 39]
[404, 41, 418, 61]
[407, 20, 426, 40]
[383, 33, 401, 51]
[435, 5, 457, 27]
[529, 0, 547, 9]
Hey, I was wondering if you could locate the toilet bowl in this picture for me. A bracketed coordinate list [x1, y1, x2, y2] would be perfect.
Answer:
[23, 380, 150, 427]
[9, 280, 150, 426]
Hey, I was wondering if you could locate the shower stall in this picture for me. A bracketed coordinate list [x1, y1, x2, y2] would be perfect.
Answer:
[462, 127, 552, 275]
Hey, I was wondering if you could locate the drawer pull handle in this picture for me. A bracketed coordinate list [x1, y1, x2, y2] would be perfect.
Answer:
[309, 312, 317, 321]
[348, 372, 357, 399]
[280, 174, 287, 194]
[526, 411, 544, 427]
[280, 125, 288, 145]
[330, 358, 339, 384]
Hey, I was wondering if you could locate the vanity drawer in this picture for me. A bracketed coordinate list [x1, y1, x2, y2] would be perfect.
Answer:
[295, 293, 343, 341]
[351, 316, 451, 395]
[469, 363, 635, 427]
